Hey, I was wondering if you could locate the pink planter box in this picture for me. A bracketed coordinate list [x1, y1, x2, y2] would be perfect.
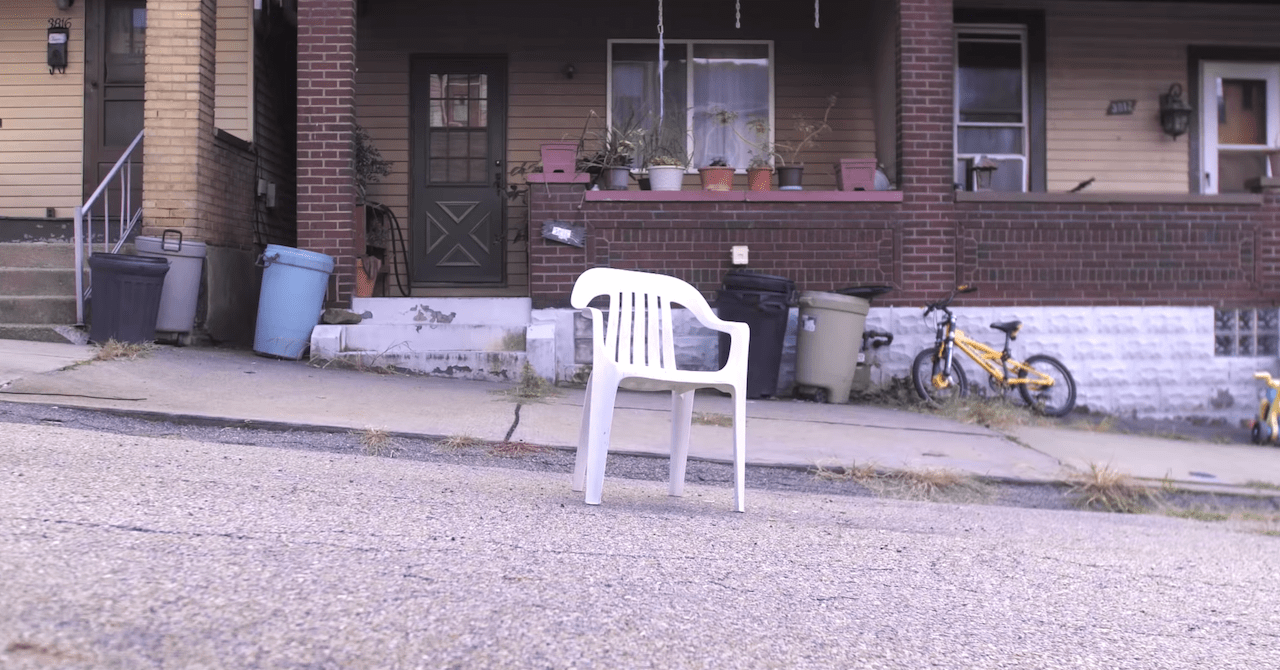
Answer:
[835, 158, 876, 191]
[540, 142, 579, 175]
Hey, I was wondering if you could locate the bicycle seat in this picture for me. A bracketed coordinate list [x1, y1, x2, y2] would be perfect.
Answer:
[990, 320, 1022, 338]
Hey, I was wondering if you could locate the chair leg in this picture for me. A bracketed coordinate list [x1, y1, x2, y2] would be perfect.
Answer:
[583, 377, 619, 506]
[572, 374, 595, 492]
[732, 389, 747, 513]
[669, 390, 694, 497]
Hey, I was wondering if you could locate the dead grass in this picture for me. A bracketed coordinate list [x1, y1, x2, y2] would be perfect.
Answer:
[1067, 462, 1160, 513]
[92, 339, 154, 361]
[488, 440, 549, 458]
[1243, 480, 1280, 491]
[692, 411, 733, 427]
[813, 460, 991, 503]
[848, 375, 919, 408]
[437, 434, 483, 451]
[311, 355, 403, 375]
[933, 395, 1039, 431]
[356, 427, 398, 457]
[503, 361, 558, 401]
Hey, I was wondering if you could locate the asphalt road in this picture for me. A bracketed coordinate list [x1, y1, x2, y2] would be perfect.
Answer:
[2, 418, 1278, 669]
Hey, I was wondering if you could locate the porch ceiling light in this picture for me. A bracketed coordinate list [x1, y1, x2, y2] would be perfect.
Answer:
[1159, 83, 1193, 138]
[54, 0, 74, 10]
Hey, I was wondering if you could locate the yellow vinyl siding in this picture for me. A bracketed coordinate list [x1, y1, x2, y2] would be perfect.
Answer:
[215, 0, 253, 142]
[965, 0, 1280, 193]
[0, 0, 86, 218]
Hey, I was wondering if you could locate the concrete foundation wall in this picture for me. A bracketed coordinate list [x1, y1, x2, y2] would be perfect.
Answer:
[538, 304, 1273, 422]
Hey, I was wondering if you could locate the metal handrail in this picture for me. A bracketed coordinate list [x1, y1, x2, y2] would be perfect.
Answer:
[73, 129, 145, 325]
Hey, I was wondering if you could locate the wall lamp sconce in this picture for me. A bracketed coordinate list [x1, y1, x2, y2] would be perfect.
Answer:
[968, 155, 998, 191]
[1159, 83, 1193, 138]
[562, 63, 576, 80]
[54, 0, 75, 10]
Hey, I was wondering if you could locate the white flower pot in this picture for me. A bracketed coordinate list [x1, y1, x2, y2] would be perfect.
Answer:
[648, 166, 685, 191]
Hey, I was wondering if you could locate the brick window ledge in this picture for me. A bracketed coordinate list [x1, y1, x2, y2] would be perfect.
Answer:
[956, 191, 1264, 205]
[582, 190, 904, 203]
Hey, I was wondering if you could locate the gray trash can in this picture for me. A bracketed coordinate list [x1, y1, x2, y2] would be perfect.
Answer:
[795, 291, 870, 403]
[136, 229, 206, 339]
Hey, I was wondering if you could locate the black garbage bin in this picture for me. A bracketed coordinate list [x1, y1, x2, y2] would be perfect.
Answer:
[88, 252, 169, 344]
[717, 270, 795, 398]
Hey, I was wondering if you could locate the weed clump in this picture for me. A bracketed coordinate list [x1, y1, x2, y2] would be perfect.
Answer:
[93, 339, 154, 361]
[356, 427, 398, 457]
[813, 460, 990, 503]
[1068, 462, 1159, 513]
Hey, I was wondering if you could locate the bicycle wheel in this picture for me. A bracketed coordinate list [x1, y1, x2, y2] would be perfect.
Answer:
[1018, 354, 1076, 417]
[912, 348, 969, 404]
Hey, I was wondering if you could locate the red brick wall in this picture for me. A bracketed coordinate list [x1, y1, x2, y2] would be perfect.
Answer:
[297, 0, 357, 303]
[528, 185, 1280, 308]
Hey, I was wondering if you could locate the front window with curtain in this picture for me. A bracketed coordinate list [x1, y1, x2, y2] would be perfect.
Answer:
[609, 40, 772, 170]
[955, 27, 1028, 192]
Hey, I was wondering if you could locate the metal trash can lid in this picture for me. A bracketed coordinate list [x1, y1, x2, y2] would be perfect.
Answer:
[798, 290, 870, 314]
[137, 229, 207, 259]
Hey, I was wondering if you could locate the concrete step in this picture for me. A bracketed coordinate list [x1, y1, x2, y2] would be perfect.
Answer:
[338, 323, 527, 353]
[0, 324, 82, 344]
[316, 349, 528, 383]
[351, 297, 532, 327]
[0, 242, 76, 269]
[0, 296, 77, 324]
[0, 268, 76, 295]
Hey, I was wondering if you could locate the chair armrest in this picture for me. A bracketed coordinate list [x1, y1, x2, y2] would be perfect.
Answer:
[715, 319, 751, 373]
[581, 306, 605, 359]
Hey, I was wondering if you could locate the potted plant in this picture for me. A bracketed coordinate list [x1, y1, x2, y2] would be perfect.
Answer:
[745, 155, 773, 192]
[745, 94, 838, 190]
[699, 158, 735, 191]
[353, 123, 393, 297]
[638, 127, 691, 192]
[578, 111, 642, 191]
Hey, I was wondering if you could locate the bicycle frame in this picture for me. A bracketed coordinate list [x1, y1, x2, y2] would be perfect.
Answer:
[930, 312, 1055, 392]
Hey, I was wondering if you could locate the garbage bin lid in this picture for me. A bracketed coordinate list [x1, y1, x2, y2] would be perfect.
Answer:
[722, 270, 795, 294]
[798, 290, 871, 314]
[88, 252, 171, 277]
[137, 235, 207, 259]
[835, 285, 893, 300]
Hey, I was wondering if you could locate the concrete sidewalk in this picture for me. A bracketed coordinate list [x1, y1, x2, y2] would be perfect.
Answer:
[1, 338, 1278, 495]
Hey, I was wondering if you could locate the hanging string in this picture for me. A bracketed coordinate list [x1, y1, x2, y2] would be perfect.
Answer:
[735, 0, 741, 29]
[657, 0, 665, 128]
[815, 0, 820, 28]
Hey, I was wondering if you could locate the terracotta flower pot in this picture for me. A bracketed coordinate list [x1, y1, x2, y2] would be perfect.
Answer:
[699, 166, 735, 191]
[747, 167, 773, 191]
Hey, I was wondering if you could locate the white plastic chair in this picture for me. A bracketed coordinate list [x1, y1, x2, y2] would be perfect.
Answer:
[570, 268, 750, 512]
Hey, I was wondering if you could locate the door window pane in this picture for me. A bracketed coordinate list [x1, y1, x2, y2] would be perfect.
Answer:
[428, 74, 489, 183]
[1218, 78, 1267, 145]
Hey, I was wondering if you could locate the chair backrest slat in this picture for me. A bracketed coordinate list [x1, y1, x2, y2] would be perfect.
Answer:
[659, 295, 676, 370]
[617, 290, 633, 365]
[646, 293, 660, 368]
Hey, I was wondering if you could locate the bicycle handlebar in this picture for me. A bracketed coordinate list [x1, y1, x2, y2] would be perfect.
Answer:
[1254, 371, 1280, 389]
[922, 284, 979, 316]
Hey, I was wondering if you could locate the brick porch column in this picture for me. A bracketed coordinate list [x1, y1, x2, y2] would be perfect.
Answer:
[142, 0, 217, 240]
[297, 0, 358, 304]
[896, 0, 956, 296]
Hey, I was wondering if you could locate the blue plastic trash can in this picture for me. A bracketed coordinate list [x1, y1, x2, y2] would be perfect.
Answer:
[253, 244, 335, 359]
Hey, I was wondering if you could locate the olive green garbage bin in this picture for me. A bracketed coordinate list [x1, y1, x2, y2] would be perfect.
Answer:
[795, 291, 870, 403]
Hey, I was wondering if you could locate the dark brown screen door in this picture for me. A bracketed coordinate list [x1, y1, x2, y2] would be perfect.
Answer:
[84, 0, 146, 218]
[410, 57, 507, 284]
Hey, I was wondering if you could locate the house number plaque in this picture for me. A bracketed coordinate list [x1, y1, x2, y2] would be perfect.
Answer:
[1107, 100, 1136, 115]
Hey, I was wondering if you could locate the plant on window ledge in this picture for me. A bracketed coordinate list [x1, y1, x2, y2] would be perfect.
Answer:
[742, 93, 838, 190]
[576, 111, 644, 190]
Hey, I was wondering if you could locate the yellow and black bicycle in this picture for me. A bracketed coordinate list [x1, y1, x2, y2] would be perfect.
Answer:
[911, 285, 1077, 417]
